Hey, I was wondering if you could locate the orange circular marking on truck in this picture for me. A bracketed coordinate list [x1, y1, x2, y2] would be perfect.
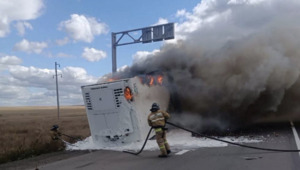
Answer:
[124, 87, 133, 100]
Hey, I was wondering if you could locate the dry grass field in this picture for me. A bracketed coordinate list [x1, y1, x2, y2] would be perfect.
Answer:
[0, 106, 90, 164]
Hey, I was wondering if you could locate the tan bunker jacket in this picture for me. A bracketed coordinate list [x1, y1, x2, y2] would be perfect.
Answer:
[147, 110, 170, 128]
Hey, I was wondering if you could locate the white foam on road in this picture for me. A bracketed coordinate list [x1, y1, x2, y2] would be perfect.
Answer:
[66, 129, 263, 152]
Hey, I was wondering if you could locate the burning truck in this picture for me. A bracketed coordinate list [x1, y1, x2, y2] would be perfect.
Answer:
[81, 75, 169, 146]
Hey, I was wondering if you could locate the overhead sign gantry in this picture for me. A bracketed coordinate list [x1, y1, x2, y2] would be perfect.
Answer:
[111, 23, 175, 73]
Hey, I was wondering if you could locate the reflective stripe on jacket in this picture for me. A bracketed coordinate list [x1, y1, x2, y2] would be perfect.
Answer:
[147, 110, 170, 127]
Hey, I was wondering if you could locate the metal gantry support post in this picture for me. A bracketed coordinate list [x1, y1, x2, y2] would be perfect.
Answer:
[54, 62, 62, 120]
[111, 23, 175, 73]
[112, 33, 117, 73]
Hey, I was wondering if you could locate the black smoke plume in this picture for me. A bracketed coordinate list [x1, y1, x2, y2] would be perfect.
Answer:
[104, 0, 300, 131]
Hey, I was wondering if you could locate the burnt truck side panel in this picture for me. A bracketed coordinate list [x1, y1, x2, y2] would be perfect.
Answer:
[81, 77, 170, 146]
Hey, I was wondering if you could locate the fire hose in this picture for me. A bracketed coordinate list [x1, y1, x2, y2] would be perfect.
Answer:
[50, 125, 82, 145]
[123, 127, 153, 155]
[59, 133, 82, 141]
[123, 121, 300, 155]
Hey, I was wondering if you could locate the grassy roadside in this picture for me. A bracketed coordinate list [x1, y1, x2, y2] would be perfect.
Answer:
[0, 106, 90, 164]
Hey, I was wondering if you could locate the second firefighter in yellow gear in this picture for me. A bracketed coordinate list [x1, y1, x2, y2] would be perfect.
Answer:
[147, 103, 171, 158]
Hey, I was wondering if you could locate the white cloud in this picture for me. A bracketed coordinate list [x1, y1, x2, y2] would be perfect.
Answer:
[7, 65, 97, 88]
[132, 49, 160, 63]
[0, 55, 22, 65]
[82, 47, 107, 62]
[117, 65, 129, 72]
[228, 0, 267, 5]
[14, 39, 48, 54]
[0, 63, 98, 106]
[173, 0, 299, 44]
[59, 14, 109, 43]
[61, 67, 97, 84]
[0, 0, 44, 37]
[153, 18, 169, 25]
[0, 84, 29, 104]
[0, 55, 22, 71]
[15, 21, 33, 36]
[56, 37, 69, 46]
[172, 0, 271, 42]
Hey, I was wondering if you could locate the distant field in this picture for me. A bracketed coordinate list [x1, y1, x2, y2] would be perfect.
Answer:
[0, 106, 90, 163]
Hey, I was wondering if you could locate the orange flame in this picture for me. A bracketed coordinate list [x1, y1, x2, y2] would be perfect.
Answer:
[124, 87, 133, 101]
[138, 75, 164, 86]
[157, 75, 163, 85]
[148, 76, 154, 86]
[107, 77, 120, 82]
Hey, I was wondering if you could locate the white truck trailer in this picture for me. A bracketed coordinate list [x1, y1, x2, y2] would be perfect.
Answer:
[81, 76, 169, 146]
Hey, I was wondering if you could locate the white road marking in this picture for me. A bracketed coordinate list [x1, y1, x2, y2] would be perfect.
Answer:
[175, 150, 190, 155]
[290, 121, 300, 157]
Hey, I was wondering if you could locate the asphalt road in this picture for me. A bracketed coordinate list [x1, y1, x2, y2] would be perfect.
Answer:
[2, 122, 300, 170]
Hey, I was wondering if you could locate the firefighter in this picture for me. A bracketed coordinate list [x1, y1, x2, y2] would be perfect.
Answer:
[50, 125, 61, 140]
[147, 103, 171, 158]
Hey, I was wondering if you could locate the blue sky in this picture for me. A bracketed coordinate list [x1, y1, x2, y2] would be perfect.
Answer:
[0, 0, 201, 106]
[1, 0, 200, 77]
[1, 0, 297, 106]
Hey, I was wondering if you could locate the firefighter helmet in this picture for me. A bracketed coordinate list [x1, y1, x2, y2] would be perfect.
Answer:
[51, 125, 59, 131]
[150, 103, 160, 112]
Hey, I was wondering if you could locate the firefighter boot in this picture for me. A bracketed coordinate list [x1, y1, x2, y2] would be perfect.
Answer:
[164, 141, 171, 154]
[158, 143, 168, 158]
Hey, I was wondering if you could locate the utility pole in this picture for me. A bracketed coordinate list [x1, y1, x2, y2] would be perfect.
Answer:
[54, 62, 62, 120]
[111, 23, 175, 73]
